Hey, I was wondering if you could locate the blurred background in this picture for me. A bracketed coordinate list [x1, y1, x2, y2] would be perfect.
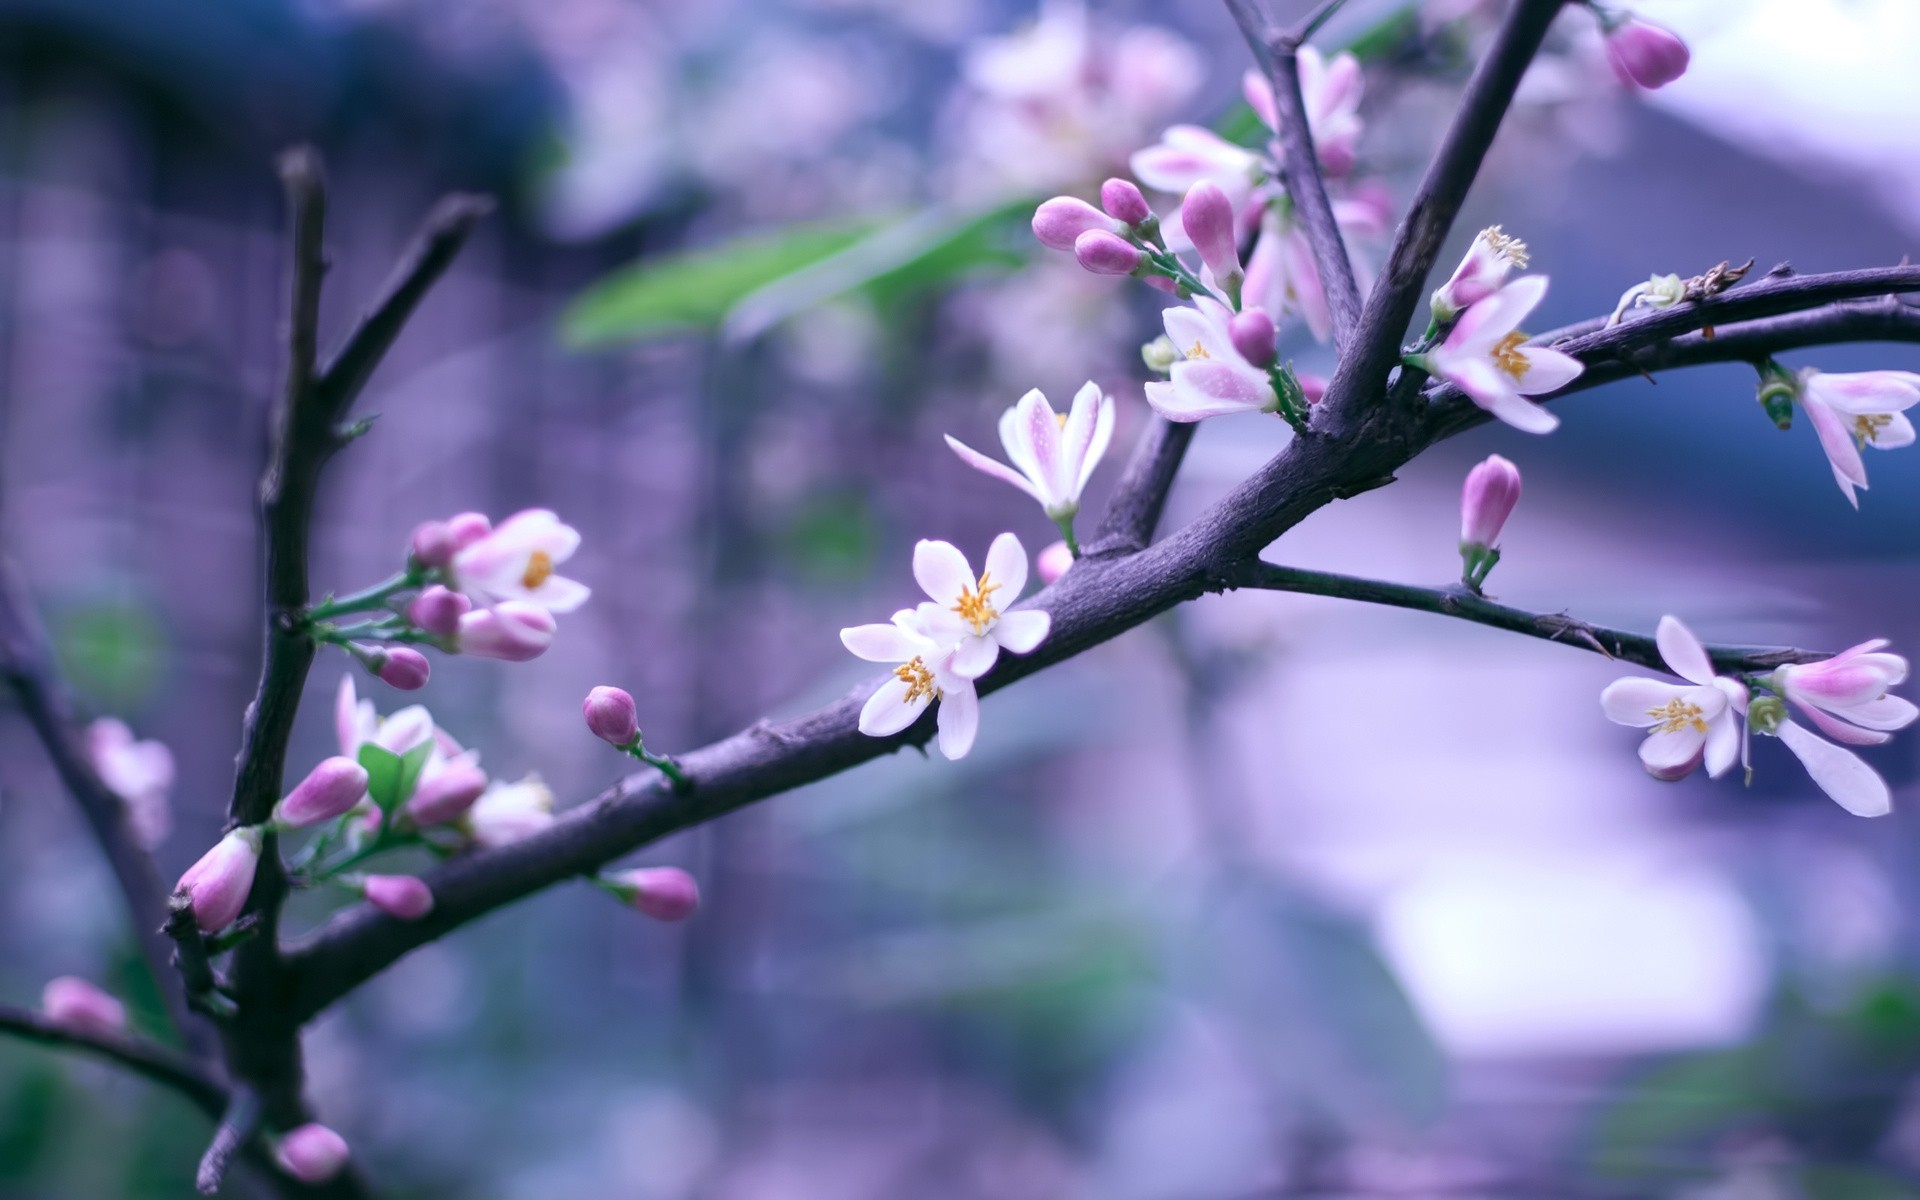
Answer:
[4, 0, 1920, 1195]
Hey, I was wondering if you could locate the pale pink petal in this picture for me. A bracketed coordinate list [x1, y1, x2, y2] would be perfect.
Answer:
[1639, 724, 1707, 775]
[1601, 677, 1692, 727]
[1874, 411, 1916, 450]
[1776, 720, 1891, 817]
[1804, 370, 1920, 415]
[1281, 229, 1332, 343]
[1241, 68, 1277, 129]
[1842, 694, 1919, 730]
[950, 635, 1000, 679]
[947, 434, 1042, 502]
[1162, 305, 1226, 360]
[1444, 357, 1559, 434]
[526, 575, 591, 614]
[983, 531, 1028, 601]
[1796, 702, 1891, 746]
[993, 609, 1051, 654]
[841, 623, 927, 663]
[1012, 388, 1067, 504]
[913, 540, 975, 605]
[859, 678, 929, 737]
[1704, 712, 1740, 778]
[1656, 615, 1716, 686]
[335, 675, 361, 756]
[1512, 346, 1584, 396]
[1446, 275, 1547, 355]
[1802, 396, 1868, 506]
[1171, 360, 1274, 413]
[1077, 384, 1115, 495]
[935, 685, 980, 760]
[1147, 380, 1251, 423]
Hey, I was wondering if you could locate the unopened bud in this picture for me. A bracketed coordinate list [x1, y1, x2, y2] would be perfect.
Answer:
[1603, 13, 1690, 91]
[1032, 197, 1122, 252]
[604, 867, 701, 922]
[403, 762, 488, 827]
[273, 757, 371, 830]
[1228, 309, 1277, 367]
[1099, 178, 1152, 227]
[362, 874, 434, 920]
[409, 521, 456, 570]
[445, 511, 492, 551]
[275, 1124, 350, 1184]
[1756, 363, 1799, 430]
[374, 647, 431, 691]
[407, 586, 470, 638]
[1180, 180, 1240, 281]
[41, 977, 127, 1036]
[1036, 540, 1074, 585]
[1459, 454, 1523, 548]
[1073, 229, 1144, 276]
[176, 826, 264, 933]
[583, 686, 641, 748]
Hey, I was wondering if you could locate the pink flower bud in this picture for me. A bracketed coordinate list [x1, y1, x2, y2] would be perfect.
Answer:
[1180, 181, 1240, 281]
[403, 762, 488, 827]
[1099, 178, 1152, 227]
[41, 976, 127, 1036]
[1228, 308, 1277, 367]
[583, 686, 640, 747]
[375, 647, 431, 691]
[275, 1124, 349, 1184]
[1036, 540, 1074, 585]
[608, 867, 701, 922]
[445, 511, 492, 551]
[273, 757, 370, 830]
[409, 521, 455, 569]
[1032, 197, 1122, 252]
[456, 601, 556, 662]
[1299, 373, 1329, 405]
[1073, 230, 1144, 276]
[176, 827, 263, 933]
[1460, 454, 1522, 547]
[362, 874, 434, 920]
[1604, 15, 1689, 90]
[407, 586, 470, 637]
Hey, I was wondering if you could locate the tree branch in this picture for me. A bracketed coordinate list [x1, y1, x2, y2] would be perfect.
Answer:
[0, 562, 208, 1054]
[197, 1086, 262, 1195]
[1321, 0, 1568, 436]
[1224, 561, 1827, 674]
[0, 1003, 228, 1117]
[1225, 0, 1362, 350]
[1087, 418, 1196, 555]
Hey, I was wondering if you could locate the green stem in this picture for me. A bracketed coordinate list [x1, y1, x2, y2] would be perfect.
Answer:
[628, 741, 691, 793]
[1053, 515, 1081, 558]
[304, 570, 422, 623]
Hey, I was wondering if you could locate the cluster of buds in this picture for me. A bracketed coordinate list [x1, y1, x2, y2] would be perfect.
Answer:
[842, 534, 1051, 760]
[1604, 618, 1916, 817]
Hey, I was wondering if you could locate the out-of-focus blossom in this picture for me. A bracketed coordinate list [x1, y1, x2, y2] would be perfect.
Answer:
[1036, 540, 1075, 584]
[1431, 226, 1529, 324]
[409, 520, 456, 570]
[407, 586, 470, 638]
[1773, 641, 1917, 746]
[1143, 299, 1280, 422]
[363, 875, 434, 921]
[945, 383, 1114, 522]
[1240, 48, 1365, 175]
[335, 677, 485, 827]
[604, 866, 701, 921]
[1460, 453, 1522, 550]
[176, 827, 264, 932]
[275, 1125, 350, 1184]
[1409, 276, 1582, 434]
[1795, 369, 1920, 507]
[449, 510, 589, 613]
[272, 757, 370, 830]
[447, 512, 491, 550]
[41, 977, 126, 1036]
[584, 686, 642, 748]
[1601, 12, 1690, 90]
[457, 602, 558, 662]
[335, 677, 435, 761]
[402, 753, 489, 829]
[1073, 229, 1144, 275]
[908, 534, 1051, 679]
[1181, 181, 1241, 282]
[957, 5, 1201, 194]
[1601, 616, 1746, 781]
[86, 718, 173, 850]
[1129, 125, 1260, 213]
[841, 611, 981, 760]
[463, 775, 556, 849]
[1242, 192, 1386, 344]
[371, 647, 431, 691]
[1607, 271, 1683, 326]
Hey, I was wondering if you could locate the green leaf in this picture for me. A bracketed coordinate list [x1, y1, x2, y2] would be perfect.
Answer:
[357, 743, 404, 813]
[396, 739, 434, 806]
[560, 219, 878, 347]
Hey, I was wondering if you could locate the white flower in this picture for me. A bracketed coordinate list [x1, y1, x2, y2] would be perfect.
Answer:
[335, 675, 435, 759]
[463, 774, 555, 848]
[1239, 47, 1365, 175]
[840, 610, 982, 760]
[1432, 226, 1530, 323]
[448, 509, 590, 613]
[1242, 195, 1385, 344]
[945, 383, 1114, 521]
[1411, 275, 1583, 434]
[1762, 638, 1915, 816]
[1143, 298, 1279, 422]
[86, 718, 174, 849]
[909, 533, 1051, 678]
[1795, 369, 1920, 508]
[1601, 616, 1746, 781]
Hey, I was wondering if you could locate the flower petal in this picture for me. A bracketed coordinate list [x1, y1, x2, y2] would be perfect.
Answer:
[1172, 359, 1274, 411]
[984, 531, 1028, 601]
[950, 635, 999, 679]
[1802, 395, 1868, 505]
[1241, 67, 1277, 129]
[998, 390, 1051, 494]
[1640, 724, 1706, 775]
[1446, 275, 1547, 355]
[913, 539, 975, 605]
[527, 575, 592, 614]
[1843, 694, 1920, 731]
[1444, 356, 1559, 434]
[1776, 720, 1891, 817]
[946, 434, 1042, 503]
[1795, 701, 1892, 746]
[1513, 346, 1585, 396]
[993, 609, 1050, 654]
[859, 678, 929, 737]
[1601, 677, 1691, 727]
[841, 622, 925, 663]
[1874, 411, 1916, 450]
[1012, 388, 1067, 506]
[1162, 305, 1226, 360]
[1704, 711, 1740, 778]
[1656, 615, 1716, 686]
[1077, 384, 1115, 495]
[935, 683, 980, 760]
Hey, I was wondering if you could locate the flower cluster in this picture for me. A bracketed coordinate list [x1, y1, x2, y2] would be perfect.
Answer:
[1603, 618, 1916, 817]
[842, 534, 1050, 760]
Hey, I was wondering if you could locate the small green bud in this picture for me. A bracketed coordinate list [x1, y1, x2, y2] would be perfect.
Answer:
[1748, 693, 1787, 735]
[1754, 358, 1799, 430]
[1141, 336, 1178, 374]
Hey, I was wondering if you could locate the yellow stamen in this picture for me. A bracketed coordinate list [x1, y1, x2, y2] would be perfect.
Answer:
[522, 550, 554, 589]
[1853, 413, 1892, 448]
[894, 657, 939, 704]
[1480, 225, 1529, 268]
[1055, 411, 1069, 430]
[1187, 340, 1210, 360]
[1492, 331, 1530, 381]
[1647, 697, 1707, 735]
[952, 571, 1002, 636]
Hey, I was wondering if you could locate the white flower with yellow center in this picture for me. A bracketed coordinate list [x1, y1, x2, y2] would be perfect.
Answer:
[1794, 368, 1920, 508]
[840, 610, 981, 760]
[944, 382, 1114, 522]
[909, 533, 1051, 679]
[1142, 298, 1279, 422]
[1601, 616, 1746, 781]
[448, 509, 590, 612]
[1411, 275, 1583, 435]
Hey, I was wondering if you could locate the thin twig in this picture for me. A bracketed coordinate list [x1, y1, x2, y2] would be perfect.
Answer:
[0, 561, 207, 1054]
[197, 1085, 262, 1195]
[0, 1003, 228, 1116]
[1224, 561, 1827, 674]
[1225, 0, 1362, 351]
